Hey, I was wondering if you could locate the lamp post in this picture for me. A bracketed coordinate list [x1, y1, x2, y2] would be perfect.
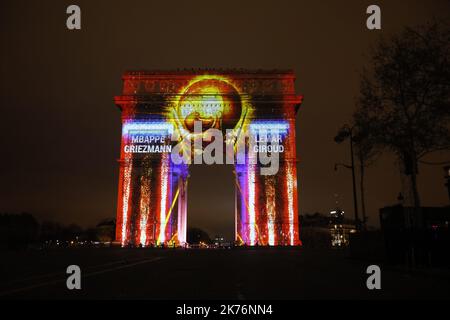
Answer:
[334, 125, 361, 231]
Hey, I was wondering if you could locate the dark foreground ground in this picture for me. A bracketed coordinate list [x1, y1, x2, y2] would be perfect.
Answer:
[0, 247, 449, 299]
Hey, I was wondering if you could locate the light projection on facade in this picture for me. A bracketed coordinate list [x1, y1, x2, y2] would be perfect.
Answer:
[115, 70, 303, 246]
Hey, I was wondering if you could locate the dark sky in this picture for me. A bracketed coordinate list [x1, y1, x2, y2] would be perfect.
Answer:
[1, 0, 449, 240]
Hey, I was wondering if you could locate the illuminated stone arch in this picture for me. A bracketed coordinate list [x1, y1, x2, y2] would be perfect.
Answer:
[115, 70, 303, 247]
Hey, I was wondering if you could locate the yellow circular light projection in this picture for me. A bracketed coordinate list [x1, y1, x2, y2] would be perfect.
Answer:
[176, 78, 243, 133]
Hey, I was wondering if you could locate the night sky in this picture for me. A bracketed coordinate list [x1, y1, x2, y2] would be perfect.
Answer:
[1, 0, 449, 241]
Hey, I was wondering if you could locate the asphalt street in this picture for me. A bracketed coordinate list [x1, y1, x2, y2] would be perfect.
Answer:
[0, 247, 449, 299]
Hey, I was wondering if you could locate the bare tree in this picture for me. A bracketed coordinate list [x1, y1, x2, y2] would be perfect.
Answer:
[357, 21, 450, 213]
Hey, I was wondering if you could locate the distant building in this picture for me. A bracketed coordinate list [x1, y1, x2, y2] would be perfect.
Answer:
[96, 219, 116, 243]
[299, 213, 331, 248]
[380, 205, 450, 266]
[213, 235, 232, 248]
[329, 209, 356, 247]
[444, 166, 450, 201]
[214, 235, 225, 246]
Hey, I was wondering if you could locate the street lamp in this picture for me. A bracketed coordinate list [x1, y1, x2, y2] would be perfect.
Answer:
[334, 124, 361, 231]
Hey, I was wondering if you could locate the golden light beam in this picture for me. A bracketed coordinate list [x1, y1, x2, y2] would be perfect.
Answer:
[164, 187, 180, 227]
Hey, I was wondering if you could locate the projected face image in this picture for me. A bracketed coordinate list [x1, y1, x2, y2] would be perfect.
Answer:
[175, 78, 244, 134]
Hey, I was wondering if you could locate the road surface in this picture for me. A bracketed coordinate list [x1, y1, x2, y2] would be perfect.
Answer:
[0, 247, 449, 299]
